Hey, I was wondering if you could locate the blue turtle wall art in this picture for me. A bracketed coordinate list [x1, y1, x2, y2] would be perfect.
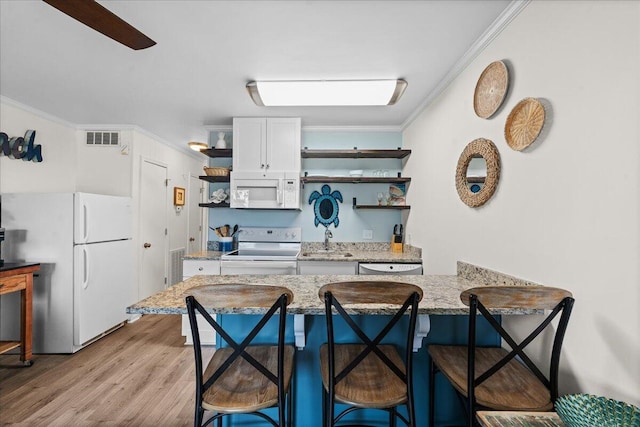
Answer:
[309, 184, 343, 228]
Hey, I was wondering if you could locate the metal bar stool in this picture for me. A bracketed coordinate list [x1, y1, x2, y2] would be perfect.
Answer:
[185, 284, 295, 427]
[319, 281, 423, 427]
[428, 286, 574, 427]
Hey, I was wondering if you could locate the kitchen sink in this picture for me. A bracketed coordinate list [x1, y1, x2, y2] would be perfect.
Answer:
[301, 251, 353, 258]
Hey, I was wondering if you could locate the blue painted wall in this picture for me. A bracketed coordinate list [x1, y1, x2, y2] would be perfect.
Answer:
[206, 130, 406, 244]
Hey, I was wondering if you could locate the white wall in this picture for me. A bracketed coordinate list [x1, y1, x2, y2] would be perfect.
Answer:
[404, 0, 639, 405]
[76, 130, 133, 196]
[0, 100, 77, 193]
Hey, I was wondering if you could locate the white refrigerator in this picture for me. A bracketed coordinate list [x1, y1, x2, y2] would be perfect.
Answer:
[0, 192, 134, 353]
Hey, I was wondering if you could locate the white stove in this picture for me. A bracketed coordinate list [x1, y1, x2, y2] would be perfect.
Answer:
[220, 227, 301, 275]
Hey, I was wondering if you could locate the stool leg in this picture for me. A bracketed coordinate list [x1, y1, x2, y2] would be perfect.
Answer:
[287, 386, 292, 427]
[194, 406, 203, 427]
[322, 385, 327, 427]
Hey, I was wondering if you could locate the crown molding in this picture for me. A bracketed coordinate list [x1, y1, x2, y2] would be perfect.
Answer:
[1, 95, 76, 128]
[77, 125, 202, 159]
[401, 0, 531, 130]
[0, 97, 203, 161]
[204, 125, 233, 132]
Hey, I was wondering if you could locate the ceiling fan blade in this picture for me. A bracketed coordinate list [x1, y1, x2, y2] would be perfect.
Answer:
[43, 0, 156, 50]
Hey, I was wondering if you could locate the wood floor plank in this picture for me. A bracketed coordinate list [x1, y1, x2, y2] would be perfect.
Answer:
[0, 315, 213, 426]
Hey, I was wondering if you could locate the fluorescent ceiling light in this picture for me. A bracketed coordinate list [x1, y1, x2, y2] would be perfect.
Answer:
[246, 79, 407, 106]
[188, 141, 208, 151]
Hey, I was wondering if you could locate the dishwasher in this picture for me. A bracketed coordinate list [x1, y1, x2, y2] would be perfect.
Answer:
[358, 263, 423, 275]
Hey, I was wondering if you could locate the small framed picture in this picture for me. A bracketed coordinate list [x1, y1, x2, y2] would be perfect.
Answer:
[173, 187, 185, 206]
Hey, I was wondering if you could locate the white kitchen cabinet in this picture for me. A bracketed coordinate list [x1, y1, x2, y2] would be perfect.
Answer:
[183, 259, 221, 277]
[297, 260, 358, 275]
[181, 259, 220, 345]
[232, 117, 301, 175]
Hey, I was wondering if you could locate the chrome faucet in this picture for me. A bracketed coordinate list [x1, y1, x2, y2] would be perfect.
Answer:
[324, 228, 333, 251]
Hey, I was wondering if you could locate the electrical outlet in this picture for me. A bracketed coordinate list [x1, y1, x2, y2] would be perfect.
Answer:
[362, 229, 373, 240]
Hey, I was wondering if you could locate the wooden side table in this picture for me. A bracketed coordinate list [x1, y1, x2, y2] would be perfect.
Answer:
[477, 411, 566, 427]
[0, 262, 40, 366]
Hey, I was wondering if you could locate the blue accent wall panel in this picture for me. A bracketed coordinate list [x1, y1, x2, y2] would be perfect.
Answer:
[215, 314, 500, 426]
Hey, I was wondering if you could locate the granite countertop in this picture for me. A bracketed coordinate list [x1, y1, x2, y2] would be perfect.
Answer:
[183, 251, 224, 260]
[299, 243, 421, 263]
[183, 243, 422, 263]
[127, 262, 541, 316]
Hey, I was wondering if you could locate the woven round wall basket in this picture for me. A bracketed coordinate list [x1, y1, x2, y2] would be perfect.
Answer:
[473, 60, 509, 119]
[455, 138, 501, 208]
[504, 97, 545, 151]
[555, 394, 640, 427]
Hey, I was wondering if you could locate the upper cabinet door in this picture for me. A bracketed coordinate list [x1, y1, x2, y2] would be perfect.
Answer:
[266, 117, 301, 173]
[232, 118, 267, 173]
[233, 117, 301, 175]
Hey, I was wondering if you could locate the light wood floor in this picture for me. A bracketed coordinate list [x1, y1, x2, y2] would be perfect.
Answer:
[0, 315, 214, 426]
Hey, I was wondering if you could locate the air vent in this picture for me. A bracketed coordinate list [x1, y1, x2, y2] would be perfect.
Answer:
[169, 247, 185, 285]
[86, 131, 120, 146]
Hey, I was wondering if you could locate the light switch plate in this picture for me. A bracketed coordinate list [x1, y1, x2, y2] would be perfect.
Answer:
[363, 229, 373, 240]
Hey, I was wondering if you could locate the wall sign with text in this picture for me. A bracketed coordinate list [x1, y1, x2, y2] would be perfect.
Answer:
[0, 130, 44, 162]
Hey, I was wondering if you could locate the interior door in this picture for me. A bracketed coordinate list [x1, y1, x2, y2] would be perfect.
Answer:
[188, 174, 204, 254]
[139, 159, 168, 300]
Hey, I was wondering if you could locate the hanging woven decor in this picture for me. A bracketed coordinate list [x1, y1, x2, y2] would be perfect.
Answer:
[455, 138, 501, 208]
[504, 97, 546, 151]
[473, 60, 509, 119]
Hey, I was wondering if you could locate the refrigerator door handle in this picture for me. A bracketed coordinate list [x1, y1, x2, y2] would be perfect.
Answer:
[83, 203, 89, 242]
[81, 247, 89, 289]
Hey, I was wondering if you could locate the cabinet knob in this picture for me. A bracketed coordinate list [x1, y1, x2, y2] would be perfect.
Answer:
[189, 237, 195, 242]
[198, 267, 204, 271]
[261, 164, 265, 168]
[266, 164, 270, 169]
[143, 242, 151, 248]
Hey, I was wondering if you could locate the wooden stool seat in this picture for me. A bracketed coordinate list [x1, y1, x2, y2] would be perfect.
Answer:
[319, 281, 423, 426]
[202, 345, 295, 413]
[428, 345, 553, 411]
[185, 284, 295, 426]
[427, 285, 574, 427]
[320, 343, 407, 409]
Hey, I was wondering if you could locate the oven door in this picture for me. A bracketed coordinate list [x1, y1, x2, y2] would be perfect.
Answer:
[220, 260, 298, 275]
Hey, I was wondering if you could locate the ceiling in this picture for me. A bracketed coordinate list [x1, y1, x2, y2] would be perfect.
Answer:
[0, 1, 517, 154]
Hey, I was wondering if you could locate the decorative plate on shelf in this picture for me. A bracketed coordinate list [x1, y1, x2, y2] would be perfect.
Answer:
[504, 97, 546, 151]
[473, 60, 509, 119]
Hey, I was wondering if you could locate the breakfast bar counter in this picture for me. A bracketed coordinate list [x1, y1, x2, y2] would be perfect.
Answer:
[127, 261, 539, 316]
[126, 262, 543, 426]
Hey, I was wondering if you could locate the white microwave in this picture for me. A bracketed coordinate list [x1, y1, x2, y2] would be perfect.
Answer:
[230, 172, 300, 209]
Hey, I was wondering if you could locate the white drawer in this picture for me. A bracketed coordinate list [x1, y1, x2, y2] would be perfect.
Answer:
[182, 259, 220, 278]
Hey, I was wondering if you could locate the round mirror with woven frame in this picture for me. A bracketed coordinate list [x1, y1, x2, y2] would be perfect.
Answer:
[456, 138, 501, 207]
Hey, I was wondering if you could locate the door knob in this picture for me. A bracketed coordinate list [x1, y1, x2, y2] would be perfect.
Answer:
[143, 242, 151, 248]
